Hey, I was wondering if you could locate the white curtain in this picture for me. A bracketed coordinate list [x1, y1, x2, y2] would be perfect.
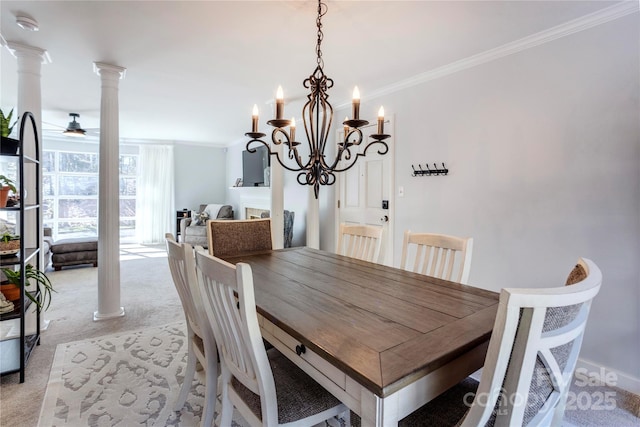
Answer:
[136, 144, 174, 244]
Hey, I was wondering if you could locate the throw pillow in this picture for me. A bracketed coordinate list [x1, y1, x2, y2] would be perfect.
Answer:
[193, 211, 209, 226]
[204, 204, 224, 220]
[217, 205, 233, 219]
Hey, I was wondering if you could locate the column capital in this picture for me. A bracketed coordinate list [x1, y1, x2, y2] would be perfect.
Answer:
[5, 41, 51, 64]
[93, 62, 126, 79]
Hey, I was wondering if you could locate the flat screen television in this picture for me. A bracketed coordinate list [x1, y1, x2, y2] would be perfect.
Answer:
[242, 146, 270, 187]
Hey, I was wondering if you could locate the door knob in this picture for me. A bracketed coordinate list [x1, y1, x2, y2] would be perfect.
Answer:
[380, 215, 389, 223]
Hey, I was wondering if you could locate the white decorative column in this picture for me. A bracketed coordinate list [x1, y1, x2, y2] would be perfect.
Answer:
[5, 41, 51, 331]
[270, 144, 284, 249]
[5, 42, 49, 159]
[306, 188, 320, 249]
[93, 62, 126, 321]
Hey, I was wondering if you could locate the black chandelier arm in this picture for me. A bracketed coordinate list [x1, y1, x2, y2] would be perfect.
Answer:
[246, 138, 312, 174]
[330, 139, 390, 173]
[321, 127, 364, 171]
[270, 127, 310, 170]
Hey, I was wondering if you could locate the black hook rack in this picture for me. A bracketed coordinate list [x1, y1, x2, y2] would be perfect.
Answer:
[412, 163, 449, 177]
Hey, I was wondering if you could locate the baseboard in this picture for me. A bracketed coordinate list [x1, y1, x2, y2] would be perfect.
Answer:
[576, 358, 640, 396]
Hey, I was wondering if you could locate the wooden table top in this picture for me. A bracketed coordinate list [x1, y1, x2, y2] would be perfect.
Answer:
[225, 247, 499, 397]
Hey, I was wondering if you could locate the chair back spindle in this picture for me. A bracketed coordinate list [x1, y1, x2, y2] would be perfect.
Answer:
[336, 223, 383, 263]
[401, 230, 473, 284]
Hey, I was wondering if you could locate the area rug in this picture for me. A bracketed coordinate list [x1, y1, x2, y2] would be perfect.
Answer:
[38, 322, 246, 427]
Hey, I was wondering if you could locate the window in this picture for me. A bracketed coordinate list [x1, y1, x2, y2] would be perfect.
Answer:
[43, 149, 138, 240]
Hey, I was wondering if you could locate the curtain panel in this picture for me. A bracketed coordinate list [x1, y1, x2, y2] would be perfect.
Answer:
[136, 144, 174, 244]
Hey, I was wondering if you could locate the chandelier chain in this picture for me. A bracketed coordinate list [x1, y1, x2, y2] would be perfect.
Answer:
[316, 0, 327, 68]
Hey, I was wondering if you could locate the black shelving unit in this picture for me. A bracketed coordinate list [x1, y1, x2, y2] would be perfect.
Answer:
[176, 209, 189, 239]
[0, 112, 42, 383]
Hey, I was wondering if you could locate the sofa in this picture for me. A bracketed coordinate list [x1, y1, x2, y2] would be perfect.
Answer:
[43, 227, 53, 269]
[50, 236, 98, 270]
[180, 204, 234, 247]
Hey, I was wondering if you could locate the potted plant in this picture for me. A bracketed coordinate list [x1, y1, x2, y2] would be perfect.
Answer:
[0, 175, 17, 208]
[0, 232, 20, 254]
[0, 264, 55, 310]
[1, 108, 19, 155]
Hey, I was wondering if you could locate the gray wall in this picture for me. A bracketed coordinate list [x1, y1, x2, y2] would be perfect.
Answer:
[323, 15, 639, 380]
[174, 143, 227, 216]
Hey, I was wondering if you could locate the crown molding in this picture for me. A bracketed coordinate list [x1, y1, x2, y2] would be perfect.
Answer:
[338, 1, 639, 108]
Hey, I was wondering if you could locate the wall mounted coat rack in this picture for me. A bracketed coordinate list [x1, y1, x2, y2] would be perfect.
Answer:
[412, 163, 449, 176]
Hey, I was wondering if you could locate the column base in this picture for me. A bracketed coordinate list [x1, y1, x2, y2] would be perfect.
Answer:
[93, 307, 125, 321]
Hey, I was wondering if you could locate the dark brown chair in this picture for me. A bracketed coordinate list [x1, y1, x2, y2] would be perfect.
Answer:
[206, 218, 273, 259]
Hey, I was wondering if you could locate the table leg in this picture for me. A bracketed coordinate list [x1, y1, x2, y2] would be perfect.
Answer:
[360, 389, 400, 427]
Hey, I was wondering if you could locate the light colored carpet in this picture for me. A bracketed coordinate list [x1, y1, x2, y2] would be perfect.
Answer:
[38, 321, 246, 427]
[1, 244, 187, 427]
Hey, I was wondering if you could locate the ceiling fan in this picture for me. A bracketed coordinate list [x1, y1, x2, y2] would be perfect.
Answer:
[41, 112, 100, 139]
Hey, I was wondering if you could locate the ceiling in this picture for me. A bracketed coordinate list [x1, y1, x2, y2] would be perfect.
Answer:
[0, 1, 619, 146]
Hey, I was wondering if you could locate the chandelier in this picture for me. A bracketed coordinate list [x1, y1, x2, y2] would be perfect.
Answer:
[245, 0, 390, 199]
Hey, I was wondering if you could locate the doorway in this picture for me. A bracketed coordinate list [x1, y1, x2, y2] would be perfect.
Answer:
[336, 117, 394, 266]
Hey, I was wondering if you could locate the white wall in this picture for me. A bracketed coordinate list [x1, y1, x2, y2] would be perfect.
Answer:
[225, 139, 308, 247]
[324, 15, 639, 381]
[174, 143, 227, 212]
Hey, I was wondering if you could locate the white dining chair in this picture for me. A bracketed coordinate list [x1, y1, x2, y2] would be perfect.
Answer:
[352, 257, 602, 426]
[165, 234, 218, 427]
[194, 250, 350, 427]
[400, 230, 473, 284]
[207, 218, 273, 258]
[336, 223, 383, 263]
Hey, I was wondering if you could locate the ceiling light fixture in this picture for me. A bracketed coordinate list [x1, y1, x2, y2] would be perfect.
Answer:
[16, 15, 39, 31]
[63, 113, 86, 137]
[245, 0, 390, 199]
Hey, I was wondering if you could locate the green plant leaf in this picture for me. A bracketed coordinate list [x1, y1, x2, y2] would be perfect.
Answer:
[0, 264, 55, 310]
[0, 108, 16, 138]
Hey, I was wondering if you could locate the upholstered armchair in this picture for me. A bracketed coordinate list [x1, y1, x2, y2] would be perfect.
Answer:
[180, 204, 234, 247]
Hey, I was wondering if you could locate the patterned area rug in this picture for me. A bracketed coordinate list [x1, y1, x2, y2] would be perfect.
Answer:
[38, 322, 246, 427]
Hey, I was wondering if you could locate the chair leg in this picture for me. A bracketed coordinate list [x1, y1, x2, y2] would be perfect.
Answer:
[200, 356, 218, 427]
[342, 409, 352, 427]
[552, 387, 570, 425]
[175, 340, 197, 411]
[219, 370, 234, 427]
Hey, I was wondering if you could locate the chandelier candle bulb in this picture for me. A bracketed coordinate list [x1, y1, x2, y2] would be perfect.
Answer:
[276, 86, 284, 120]
[352, 86, 360, 120]
[252, 104, 259, 133]
[290, 117, 296, 141]
[343, 116, 349, 137]
[377, 106, 385, 134]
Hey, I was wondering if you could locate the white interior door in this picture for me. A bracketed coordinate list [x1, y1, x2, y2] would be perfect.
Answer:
[336, 117, 394, 266]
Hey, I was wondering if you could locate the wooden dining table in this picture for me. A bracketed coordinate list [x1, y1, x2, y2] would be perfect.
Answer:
[224, 247, 499, 426]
